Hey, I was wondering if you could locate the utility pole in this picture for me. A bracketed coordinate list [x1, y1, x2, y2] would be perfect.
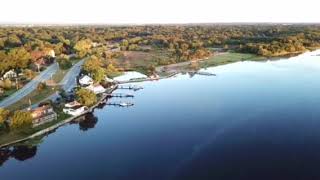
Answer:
[15, 78, 18, 90]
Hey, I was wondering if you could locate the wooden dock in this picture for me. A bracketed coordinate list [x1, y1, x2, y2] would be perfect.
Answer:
[106, 101, 134, 107]
[118, 85, 143, 91]
[106, 93, 134, 98]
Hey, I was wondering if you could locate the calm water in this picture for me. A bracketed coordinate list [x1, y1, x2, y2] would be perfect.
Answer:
[1, 51, 320, 180]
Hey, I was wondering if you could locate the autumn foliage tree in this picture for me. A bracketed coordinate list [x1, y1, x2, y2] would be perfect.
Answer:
[10, 111, 33, 130]
[0, 108, 10, 127]
[76, 88, 97, 107]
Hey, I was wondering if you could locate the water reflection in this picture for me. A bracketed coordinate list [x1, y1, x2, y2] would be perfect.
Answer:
[79, 113, 98, 131]
[0, 112, 99, 167]
[0, 146, 37, 166]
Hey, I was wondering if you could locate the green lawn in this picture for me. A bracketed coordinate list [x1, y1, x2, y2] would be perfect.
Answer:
[7, 86, 60, 111]
[0, 112, 71, 146]
[199, 52, 266, 68]
[0, 89, 17, 101]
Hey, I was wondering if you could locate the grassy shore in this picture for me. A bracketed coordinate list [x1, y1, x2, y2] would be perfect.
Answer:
[156, 52, 266, 76]
[0, 112, 71, 146]
[199, 52, 266, 68]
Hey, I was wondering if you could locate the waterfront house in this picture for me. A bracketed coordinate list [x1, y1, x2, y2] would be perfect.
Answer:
[79, 75, 94, 86]
[3, 70, 17, 79]
[63, 105, 88, 116]
[65, 100, 81, 108]
[30, 105, 57, 127]
[85, 84, 106, 94]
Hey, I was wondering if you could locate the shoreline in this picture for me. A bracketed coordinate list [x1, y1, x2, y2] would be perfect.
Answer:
[0, 85, 118, 148]
[1, 49, 319, 148]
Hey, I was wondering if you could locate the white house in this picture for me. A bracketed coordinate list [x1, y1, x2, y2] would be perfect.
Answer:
[85, 84, 106, 94]
[64, 100, 81, 108]
[3, 70, 17, 79]
[79, 75, 94, 86]
[63, 106, 88, 116]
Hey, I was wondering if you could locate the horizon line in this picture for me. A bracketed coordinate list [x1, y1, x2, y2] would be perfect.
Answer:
[0, 22, 320, 27]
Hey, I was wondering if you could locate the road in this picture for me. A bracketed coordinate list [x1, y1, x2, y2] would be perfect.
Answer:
[60, 59, 85, 92]
[0, 63, 59, 108]
[31, 59, 86, 108]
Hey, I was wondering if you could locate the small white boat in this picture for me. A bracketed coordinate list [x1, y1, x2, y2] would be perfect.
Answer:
[119, 102, 134, 107]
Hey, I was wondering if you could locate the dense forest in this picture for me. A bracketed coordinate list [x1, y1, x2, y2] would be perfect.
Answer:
[0, 24, 320, 76]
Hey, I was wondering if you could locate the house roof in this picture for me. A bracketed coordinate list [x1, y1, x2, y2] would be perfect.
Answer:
[65, 100, 81, 108]
[30, 105, 55, 119]
[79, 75, 93, 83]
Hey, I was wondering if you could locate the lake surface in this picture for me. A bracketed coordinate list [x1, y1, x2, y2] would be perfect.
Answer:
[1, 50, 320, 180]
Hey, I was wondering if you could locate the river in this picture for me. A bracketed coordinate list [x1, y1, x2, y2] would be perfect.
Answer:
[1, 50, 320, 180]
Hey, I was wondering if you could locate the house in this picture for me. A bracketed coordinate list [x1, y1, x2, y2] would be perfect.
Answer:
[63, 105, 88, 116]
[105, 76, 114, 83]
[46, 49, 55, 58]
[79, 75, 94, 86]
[65, 100, 81, 108]
[85, 84, 106, 94]
[3, 70, 17, 79]
[30, 105, 57, 127]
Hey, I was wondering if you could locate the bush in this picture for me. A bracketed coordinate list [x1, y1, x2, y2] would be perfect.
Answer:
[10, 111, 33, 130]
[57, 58, 72, 70]
[37, 82, 47, 91]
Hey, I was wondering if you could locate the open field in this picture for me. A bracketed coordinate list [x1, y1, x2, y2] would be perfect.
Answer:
[156, 52, 266, 75]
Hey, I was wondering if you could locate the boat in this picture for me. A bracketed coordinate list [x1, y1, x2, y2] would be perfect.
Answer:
[119, 102, 134, 107]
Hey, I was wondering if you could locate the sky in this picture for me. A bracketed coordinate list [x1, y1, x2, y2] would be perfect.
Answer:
[0, 0, 319, 24]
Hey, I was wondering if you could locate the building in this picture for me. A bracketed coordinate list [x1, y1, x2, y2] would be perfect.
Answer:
[65, 100, 81, 108]
[3, 70, 17, 79]
[30, 105, 57, 127]
[63, 105, 88, 116]
[85, 84, 106, 94]
[79, 75, 94, 86]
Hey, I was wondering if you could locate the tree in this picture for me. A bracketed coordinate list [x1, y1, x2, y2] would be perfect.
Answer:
[3, 79, 12, 90]
[0, 108, 10, 126]
[37, 82, 47, 91]
[57, 57, 72, 70]
[74, 39, 92, 58]
[10, 111, 33, 129]
[83, 56, 102, 74]
[92, 67, 106, 83]
[7, 47, 31, 69]
[76, 88, 97, 107]
[105, 64, 119, 77]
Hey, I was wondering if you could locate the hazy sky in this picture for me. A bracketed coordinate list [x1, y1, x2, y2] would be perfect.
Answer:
[1, 0, 319, 24]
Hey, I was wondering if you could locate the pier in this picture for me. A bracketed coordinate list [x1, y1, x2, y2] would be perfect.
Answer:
[118, 85, 143, 91]
[106, 102, 134, 107]
[195, 71, 216, 76]
[106, 93, 134, 98]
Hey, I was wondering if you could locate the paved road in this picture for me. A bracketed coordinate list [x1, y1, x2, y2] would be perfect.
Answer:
[60, 59, 85, 92]
[0, 63, 59, 108]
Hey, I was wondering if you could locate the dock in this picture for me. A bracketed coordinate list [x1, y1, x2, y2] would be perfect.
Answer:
[106, 93, 134, 98]
[106, 101, 134, 107]
[118, 85, 143, 91]
[196, 71, 216, 76]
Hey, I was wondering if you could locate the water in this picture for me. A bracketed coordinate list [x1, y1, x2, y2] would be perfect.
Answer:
[1, 50, 320, 180]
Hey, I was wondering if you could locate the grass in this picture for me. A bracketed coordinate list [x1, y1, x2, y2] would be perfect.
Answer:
[0, 112, 71, 146]
[199, 52, 266, 68]
[0, 89, 18, 101]
[52, 68, 68, 83]
[7, 86, 60, 111]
